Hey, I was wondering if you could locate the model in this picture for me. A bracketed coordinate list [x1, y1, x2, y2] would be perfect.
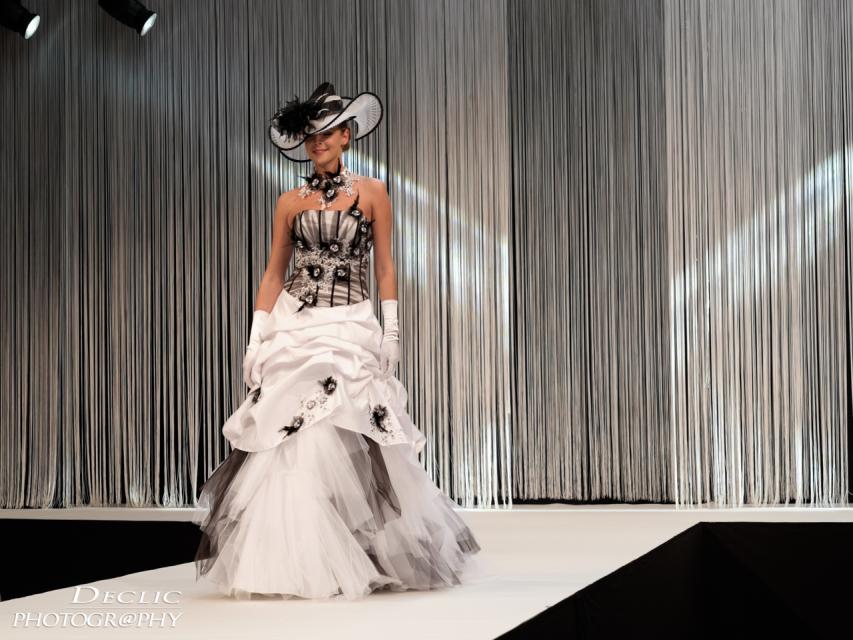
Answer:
[192, 81, 482, 601]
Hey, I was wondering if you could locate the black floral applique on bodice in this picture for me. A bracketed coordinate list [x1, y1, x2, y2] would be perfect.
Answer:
[283, 194, 375, 311]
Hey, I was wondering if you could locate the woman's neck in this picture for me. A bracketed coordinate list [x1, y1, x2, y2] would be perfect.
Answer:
[312, 157, 343, 176]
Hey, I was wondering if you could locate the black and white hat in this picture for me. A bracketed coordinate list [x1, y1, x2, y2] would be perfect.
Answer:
[268, 81, 383, 163]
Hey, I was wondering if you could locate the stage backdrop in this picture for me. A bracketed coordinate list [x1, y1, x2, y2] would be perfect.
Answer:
[1, 0, 850, 508]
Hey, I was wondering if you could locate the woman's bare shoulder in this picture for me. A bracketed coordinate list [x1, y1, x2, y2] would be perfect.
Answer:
[278, 186, 305, 206]
[358, 177, 388, 215]
[360, 176, 387, 192]
[275, 187, 307, 226]
[359, 176, 386, 205]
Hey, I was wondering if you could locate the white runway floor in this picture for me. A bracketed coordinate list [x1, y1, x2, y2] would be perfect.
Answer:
[2, 504, 852, 639]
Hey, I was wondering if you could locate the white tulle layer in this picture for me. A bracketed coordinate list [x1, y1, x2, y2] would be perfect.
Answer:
[194, 420, 483, 600]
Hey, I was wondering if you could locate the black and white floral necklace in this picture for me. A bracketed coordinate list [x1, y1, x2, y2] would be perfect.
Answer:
[298, 161, 357, 210]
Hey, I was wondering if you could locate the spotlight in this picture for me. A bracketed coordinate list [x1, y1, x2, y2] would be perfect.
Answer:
[98, 0, 157, 36]
[0, 1, 40, 39]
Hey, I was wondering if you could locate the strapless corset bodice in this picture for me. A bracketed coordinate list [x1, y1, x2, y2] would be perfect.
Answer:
[283, 203, 375, 311]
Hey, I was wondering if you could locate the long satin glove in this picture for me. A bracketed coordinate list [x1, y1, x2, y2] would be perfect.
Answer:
[379, 299, 400, 376]
[242, 309, 270, 388]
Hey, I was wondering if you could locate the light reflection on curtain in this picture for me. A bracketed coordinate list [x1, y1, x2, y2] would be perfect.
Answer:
[666, 0, 851, 505]
[509, 0, 850, 505]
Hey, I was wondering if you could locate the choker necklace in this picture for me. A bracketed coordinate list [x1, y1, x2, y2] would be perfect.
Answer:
[298, 161, 357, 209]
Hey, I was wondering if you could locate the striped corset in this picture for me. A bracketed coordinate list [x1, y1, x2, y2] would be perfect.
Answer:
[283, 201, 375, 311]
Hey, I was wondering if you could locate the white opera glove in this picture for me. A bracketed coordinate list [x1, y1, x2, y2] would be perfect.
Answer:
[242, 309, 270, 388]
[379, 299, 400, 376]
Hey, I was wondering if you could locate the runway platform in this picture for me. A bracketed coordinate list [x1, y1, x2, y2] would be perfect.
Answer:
[1, 505, 851, 638]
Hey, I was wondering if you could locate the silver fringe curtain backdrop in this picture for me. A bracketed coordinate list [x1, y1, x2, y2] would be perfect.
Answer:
[0, 0, 513, 508]
[1, 0, 849, 508]
[509, 0, 671, 502]
[666, 0, 852, 505]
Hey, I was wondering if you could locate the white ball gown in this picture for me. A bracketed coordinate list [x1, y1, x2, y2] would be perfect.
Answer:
[192, 193, 483, 601]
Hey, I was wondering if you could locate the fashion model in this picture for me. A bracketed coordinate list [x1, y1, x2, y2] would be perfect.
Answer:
[193, 82, 482, 601]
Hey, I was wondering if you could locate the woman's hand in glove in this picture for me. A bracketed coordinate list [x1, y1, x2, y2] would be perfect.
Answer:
[380, 339, 400, 376]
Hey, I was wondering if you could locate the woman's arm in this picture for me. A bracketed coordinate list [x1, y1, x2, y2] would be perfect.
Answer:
[369, 179, 398, 302]
[254, 193, 294, 312]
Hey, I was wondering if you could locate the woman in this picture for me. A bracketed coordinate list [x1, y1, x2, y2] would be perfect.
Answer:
[193, 82, 483, 601]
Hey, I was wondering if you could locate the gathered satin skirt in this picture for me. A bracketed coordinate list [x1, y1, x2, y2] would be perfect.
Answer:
[192, 288, 483, 601]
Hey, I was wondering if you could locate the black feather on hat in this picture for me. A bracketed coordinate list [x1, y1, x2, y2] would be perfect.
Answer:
[270, 82, 344, 138]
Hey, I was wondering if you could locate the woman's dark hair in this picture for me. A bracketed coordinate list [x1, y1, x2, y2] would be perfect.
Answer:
[336, 118, 359, 152]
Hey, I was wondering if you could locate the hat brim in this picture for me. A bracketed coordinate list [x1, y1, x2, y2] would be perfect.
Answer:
[269, 91, 383, 163]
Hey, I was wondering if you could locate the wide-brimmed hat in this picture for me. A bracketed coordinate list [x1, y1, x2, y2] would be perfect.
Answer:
[268, 81, 383, 162]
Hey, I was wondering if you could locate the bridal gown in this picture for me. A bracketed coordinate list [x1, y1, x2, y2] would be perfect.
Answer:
[193, 188, 483, 601]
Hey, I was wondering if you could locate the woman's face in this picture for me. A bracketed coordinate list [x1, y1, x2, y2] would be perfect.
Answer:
[305, 126, 350, 165]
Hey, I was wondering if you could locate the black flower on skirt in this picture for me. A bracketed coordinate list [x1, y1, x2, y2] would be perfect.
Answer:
[321, 375, 338, 394]
[278, 376, 338, 440]
[279, 414, 304, 436]
[370, 404, 390, 433]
